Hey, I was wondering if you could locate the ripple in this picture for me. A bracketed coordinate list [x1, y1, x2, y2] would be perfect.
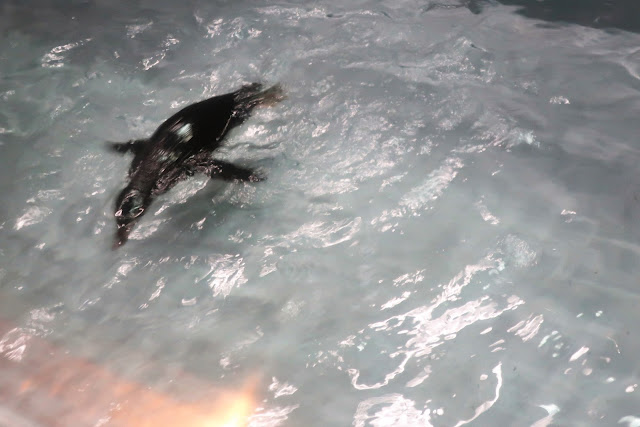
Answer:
[249, 404, 299, 427]
[199, 254, 248, 298]
[15, 206, 52, 230]
[0, 328, 32, 362]
[126, 21, 153, 38]
[452, 363, 502, 427]
[353, 394, 433, 427]
[41, 38, 91, 68]
[371, 156, 464, 230]
[339, 241, 528, 393]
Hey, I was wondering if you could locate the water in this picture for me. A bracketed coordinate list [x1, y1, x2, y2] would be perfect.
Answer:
[1, 0, 640, 425]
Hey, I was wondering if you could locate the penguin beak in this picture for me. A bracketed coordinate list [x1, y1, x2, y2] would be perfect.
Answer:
[113, 224, 132, 249]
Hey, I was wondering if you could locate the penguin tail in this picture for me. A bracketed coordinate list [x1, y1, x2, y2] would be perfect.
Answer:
[235, 83, 286, 108]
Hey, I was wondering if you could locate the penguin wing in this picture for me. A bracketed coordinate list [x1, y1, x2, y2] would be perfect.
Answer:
[107, 139, 149, 155]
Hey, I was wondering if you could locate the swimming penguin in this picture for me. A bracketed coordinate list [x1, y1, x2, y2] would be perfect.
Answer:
[109, 83, 285, 248]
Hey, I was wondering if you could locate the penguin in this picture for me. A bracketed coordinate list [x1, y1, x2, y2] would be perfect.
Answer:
[109, 83, 284, 248]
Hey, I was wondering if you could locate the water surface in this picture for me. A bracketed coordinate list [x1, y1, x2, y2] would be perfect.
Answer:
[1, 0, 640, 425]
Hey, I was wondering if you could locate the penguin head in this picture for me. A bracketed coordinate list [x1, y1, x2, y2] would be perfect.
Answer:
[113, 186, 150, 248]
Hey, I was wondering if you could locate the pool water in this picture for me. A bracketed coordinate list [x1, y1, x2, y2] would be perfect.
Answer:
[1, 0, 640, 425]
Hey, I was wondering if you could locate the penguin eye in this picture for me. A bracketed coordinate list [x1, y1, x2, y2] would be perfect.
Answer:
[129, 204, 144, 218]
[123, 195, 145, 218]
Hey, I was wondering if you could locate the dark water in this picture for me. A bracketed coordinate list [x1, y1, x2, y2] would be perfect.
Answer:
[471, 0, 640, 33]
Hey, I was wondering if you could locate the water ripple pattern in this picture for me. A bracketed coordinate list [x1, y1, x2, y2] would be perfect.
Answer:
[1, 0, 640, 425]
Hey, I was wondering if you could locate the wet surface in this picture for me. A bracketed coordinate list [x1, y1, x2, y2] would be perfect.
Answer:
[1, 0, 640, 425]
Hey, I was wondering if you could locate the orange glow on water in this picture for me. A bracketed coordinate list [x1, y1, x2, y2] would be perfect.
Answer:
[110, 377, 259, 427]
[0, 317, 261, 427]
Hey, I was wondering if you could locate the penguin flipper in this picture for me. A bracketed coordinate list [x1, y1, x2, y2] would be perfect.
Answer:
[107, 139, 148, 155]
[196, 159, 265, 182]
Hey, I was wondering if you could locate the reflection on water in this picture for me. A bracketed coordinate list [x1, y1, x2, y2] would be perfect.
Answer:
[0, 314, 260, 426]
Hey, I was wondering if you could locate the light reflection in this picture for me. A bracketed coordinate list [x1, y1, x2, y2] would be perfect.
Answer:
[41, 38, 92, 68]
[569, 345, 589, 362]
[109, 377, 259, 427]
[1, 313, 260, 427]
[507, 314, 544, 342]
[348, 351, 413, 390]
[405, 366, 431, 388]
[371, 156, 464, 230]
[128, 218, 167, 240]
[452, 363, 502, 427]
[268, 377, 298, 398]
[201, 254, 248, 298]
[17, 355, 258, 427]
[280, 218, 363, 249]
[399, 157, 464, 213]
[0, 327, 31, 361]
[353, 393, 433, 427]
[258, 216, 363, 277]
[126, 21, 153, 38]
[15, 206, 52, 230]
[249, 404, 299, 427]
[620, 416, 640, 427]
[344, 236, 537, 393]
[475, 199, 500, 225]
[533, 403, 560, 427]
